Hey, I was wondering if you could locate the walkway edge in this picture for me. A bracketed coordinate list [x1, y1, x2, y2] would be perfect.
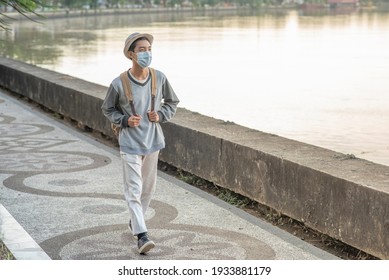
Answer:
[0, 204, 51, 260]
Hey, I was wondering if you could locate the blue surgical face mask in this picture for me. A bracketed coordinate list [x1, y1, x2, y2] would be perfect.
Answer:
[135, 51, 152, 68]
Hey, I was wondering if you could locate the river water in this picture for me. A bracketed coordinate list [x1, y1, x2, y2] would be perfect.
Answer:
[1, 8, 389, 166]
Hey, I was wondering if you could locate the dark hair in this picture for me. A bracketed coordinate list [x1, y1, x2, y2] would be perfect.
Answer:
[129, 37, 151, 52]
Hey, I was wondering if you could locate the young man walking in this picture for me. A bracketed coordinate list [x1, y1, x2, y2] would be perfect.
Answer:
[101, 32, 179, 254]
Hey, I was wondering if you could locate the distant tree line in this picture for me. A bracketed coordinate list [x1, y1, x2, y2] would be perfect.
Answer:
[1, 0, 389, 30]
[60, 0, 389, 8]
[3, 0, 389, 11]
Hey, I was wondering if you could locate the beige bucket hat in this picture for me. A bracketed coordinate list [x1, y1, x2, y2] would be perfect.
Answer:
[123, 32, 154, 60]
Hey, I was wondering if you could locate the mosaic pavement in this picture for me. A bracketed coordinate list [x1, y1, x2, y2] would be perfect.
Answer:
[0, 89, 337, 260]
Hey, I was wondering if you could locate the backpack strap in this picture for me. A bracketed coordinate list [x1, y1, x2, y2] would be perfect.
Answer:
[149, 67, 157, 112]
[120, 71, 136, 115]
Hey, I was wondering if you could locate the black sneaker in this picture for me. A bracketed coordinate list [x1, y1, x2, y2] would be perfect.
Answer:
[128, 220, 138, 240]
[137, 235, 155, 254]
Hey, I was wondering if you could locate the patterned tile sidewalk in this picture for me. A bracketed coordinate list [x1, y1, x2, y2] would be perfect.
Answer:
[0, 89, 337, 260]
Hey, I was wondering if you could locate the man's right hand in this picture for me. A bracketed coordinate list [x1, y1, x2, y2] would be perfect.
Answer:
[128, 115, 142, 127]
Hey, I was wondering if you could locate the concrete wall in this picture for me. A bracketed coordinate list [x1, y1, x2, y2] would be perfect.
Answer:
[1, 57, 388, 259]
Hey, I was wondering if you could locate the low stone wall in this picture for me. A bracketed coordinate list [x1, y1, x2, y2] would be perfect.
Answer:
[1, 57, 388, 259]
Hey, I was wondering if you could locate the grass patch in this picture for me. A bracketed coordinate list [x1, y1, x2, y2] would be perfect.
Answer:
[0, 239, 15, 260]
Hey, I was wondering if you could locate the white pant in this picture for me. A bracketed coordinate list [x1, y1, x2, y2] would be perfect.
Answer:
[121, 151, 159, 235]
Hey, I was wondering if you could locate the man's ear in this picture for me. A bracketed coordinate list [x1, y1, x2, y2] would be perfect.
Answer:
[128, 51, 136, 61]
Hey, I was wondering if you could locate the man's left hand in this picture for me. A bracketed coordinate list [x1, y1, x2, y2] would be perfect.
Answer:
[147, 111, 159, 122]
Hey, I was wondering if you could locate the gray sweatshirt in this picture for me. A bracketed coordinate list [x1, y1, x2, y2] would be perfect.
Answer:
[101, 69, 179, 155]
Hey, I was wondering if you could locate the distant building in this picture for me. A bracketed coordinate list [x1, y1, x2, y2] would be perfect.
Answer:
[328, 0, 359, 7]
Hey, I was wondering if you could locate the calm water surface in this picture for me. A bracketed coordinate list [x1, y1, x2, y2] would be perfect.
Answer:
[2, 9, 389, 166]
